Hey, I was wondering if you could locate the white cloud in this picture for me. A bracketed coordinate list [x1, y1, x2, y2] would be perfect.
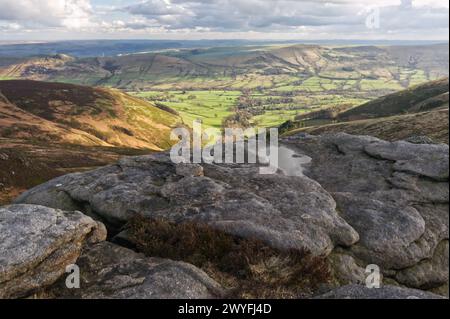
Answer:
[0, 0, 448, 40]
[121, 0, 449, 34]
[0, 21, 22, 31]
[0, 0, 93, 29]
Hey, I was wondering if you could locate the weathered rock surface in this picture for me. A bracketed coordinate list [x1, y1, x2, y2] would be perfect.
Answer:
[364, 140, 448, 181]
[283, 133, 449, 292]
[15, 133, 449, 296]
[314, 285, 445, 299]
[395, 240, 449, 290]
[48, 242, 224, 299]
[14, 153, 359, 256]
[0, 204, 224, 299]
[0, 204, 106, 298]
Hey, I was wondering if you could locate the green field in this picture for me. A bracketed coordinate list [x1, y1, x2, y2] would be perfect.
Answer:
[131, 86, 370, 129]
[133, 90, 241, 128]
[360, 79, 404, 91]
[129, 68, 380, 129]
[251, 110, 305, 127]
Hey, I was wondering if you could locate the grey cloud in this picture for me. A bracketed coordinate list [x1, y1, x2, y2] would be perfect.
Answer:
[125, 0, 189, 17]
[119, 0, 448, 31]
[124, 0, 360, 30]
[122, 0, 448, 33]
[0, 0, 447, 40]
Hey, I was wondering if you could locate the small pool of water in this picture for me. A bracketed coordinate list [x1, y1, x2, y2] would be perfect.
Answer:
[277, 145, 312, 177]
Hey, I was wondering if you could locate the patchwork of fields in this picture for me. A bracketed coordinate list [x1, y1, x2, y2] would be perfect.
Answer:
[1, 43, 447, 129]
[130, 73, 405, 128]
[128, 58, 438, 129]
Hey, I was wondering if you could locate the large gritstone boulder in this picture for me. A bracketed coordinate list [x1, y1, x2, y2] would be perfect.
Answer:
[0, 204, 106, 298]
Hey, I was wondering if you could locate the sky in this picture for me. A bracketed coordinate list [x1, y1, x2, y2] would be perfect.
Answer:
[0, 0, 448, 41]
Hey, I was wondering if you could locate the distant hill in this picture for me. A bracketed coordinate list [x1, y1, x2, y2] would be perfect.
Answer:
[1, 44, 448, 91]
[282, 78, 449, 144]
[0, 40, 272, 58]
[338, 78, 449, 120]
[0, 80, 182, 150]
[0, 39, 446, 58]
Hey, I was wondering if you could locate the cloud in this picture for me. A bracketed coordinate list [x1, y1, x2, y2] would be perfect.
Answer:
[120, 0, 449, 34]
[0, 0, 447, 40]
[125, 0, 188, 16]
[0, 21, 22, 32]
[0, 0, 93, 29]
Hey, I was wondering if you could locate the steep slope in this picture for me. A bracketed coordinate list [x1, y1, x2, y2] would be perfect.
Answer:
[0, 80, 182, 150]
[0, 54, 76, 81]
[283, 78, 449, 144]
[384, 44, 450, 79]
[338, 78, 449, 120]
[287, 108, 449, 144]
[0, 80, 181, 205]
[0, 100, 110, 146]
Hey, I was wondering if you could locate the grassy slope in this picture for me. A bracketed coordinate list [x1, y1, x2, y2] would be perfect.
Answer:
[0, 80, 182, 204]
[338, 78, 449, 120]
[285, 108, 449, 144]
[0, 80, 182, 150]
[283, 78, 449, 144]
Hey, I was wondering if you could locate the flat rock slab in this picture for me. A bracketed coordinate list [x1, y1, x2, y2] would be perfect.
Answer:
[14, 153, 359, 256]
[48, 242, 224, 299]
[0, 204, 106, 298]
[314, 285, 445, 299]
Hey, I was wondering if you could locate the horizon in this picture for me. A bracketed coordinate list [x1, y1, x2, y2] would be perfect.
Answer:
[1, 38, 450, 44]
[1, 37, 448, 59]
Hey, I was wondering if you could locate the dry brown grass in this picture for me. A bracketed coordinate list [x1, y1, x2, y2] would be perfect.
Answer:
[0, 138, 151, 205]
[285, 108, 449, 144]
[126, 215, 331, 299]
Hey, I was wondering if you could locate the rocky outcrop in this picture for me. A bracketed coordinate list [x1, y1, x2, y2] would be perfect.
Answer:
[47, 242, 224, 299]
[14, 133, 449, 297]
[14, 153, 359, 256]
[283, 133, 449, 292]
[0, 204, 224, 299]
[314, 285, 445, 299]
[0, 204, 106, 298]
